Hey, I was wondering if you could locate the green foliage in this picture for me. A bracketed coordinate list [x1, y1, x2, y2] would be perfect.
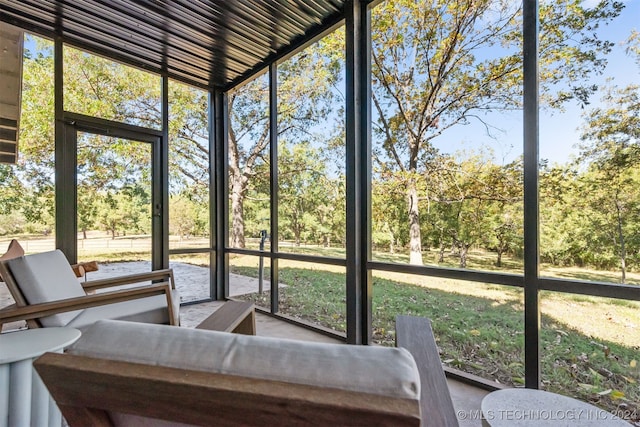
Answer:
[541, 41, 640, 279]
[371, 0, 624, 264]
[277, 140, 340, 246]
[168, 80, 210, 197]
[63, 46, 162, 128]
[227, 34, 345, 248]
[169, 194, 208, 238]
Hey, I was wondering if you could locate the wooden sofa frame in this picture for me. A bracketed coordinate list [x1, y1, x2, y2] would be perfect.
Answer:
[34, 316, 458, 427]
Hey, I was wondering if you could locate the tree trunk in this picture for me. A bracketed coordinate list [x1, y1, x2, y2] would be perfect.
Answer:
[437, 229, 445, 262]
[496, 249, 503, 267]
[230, 175, 245, 248]
[615, 199, 626, 284]
[389, 230, 395, 254]
[459, 244, 468, 268]
[407, 182, 423, 265]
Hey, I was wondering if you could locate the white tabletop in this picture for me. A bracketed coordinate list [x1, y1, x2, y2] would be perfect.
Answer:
[481, 388, 629, 426]
[0, 327, 81, 364]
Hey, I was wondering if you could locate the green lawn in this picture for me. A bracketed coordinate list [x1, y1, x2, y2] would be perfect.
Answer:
[233, 263, 639, 421]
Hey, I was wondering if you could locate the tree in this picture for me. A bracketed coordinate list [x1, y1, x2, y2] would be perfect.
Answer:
[426, 153, 520, 268]
[63, 46, 161, 128]
[76, 132, 152, 238]
[576, 39, 640, 281]
[168, 81, 211, 217]
[371, 0, 623, 264]
[482, 160, 523, 267]
[169, 194, 199, 239]
[228, 76, 270, 248]
[277, 140, 332, 246]
[14, 42, 212, 242]
[12, 37, 56, 233]
[372, 168, 408, 253]
[228, 36, 343, 248]
[0, 165, 26, 236]
[539, 163, 583, 266]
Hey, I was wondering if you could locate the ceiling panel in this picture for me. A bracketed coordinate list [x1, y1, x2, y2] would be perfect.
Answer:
[0, 0, 347, 89]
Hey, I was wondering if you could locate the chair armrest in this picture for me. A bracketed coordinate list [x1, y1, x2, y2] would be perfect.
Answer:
[0, 283, 173, 325]
[82, 268, 175, 291]
[70, 264, 85, 278]
[396, 316, 458, 427]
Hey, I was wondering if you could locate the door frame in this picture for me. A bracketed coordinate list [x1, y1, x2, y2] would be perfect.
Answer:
[57, 112, 168, 270]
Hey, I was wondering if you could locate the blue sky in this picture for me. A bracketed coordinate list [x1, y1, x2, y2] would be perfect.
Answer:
[434, 0, 639, 166]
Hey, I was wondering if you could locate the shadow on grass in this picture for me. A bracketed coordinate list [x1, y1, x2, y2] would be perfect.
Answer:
[547, 269, 640, 286]
[234, 265, 639, 420]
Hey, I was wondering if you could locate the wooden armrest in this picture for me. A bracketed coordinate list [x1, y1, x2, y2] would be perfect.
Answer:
[196, 301, 256, 335]
[71, 261, 98, 278]
[396, 316, 458, 427]
[70, 264, 85, 278]
[82, 269, 175, 291]
[0, 283, 173, 325]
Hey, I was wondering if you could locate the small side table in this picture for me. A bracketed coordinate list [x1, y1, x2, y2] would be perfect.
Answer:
[0, 327, 81, 427]
[481, 388, 629, 426]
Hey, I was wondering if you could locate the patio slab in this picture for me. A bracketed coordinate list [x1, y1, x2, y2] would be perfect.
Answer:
[83, 261, 281, 302]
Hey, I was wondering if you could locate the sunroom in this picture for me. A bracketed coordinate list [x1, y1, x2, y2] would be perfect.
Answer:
[0, 0, 639, 425]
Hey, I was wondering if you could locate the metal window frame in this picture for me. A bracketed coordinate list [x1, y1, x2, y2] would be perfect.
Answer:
[35, 0, 640, 394]
[58, 112, 165, 268]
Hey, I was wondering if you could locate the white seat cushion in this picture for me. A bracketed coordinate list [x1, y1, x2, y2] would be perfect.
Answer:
[6, 249, 179, 329]
[6, 250, 85, 327]
[66, 290, 180, 331]
[70, 319, 421, 401]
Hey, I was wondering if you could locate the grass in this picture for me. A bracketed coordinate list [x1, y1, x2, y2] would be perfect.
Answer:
[233, 263, 639, 421]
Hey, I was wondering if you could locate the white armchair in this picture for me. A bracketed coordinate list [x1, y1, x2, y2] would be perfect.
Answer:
[0, 250, 179, 331]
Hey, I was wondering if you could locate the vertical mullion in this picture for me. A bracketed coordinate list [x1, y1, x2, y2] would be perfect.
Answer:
[345, 0, 372, 345]
[269, 63, 280, 313]
[359, 2, 372, 345]
[54, 39, 77, 263]
[213, 89, 229, 300]
[207, 89, 219, 300]
[155, 74, 169, 271]
[523, 0, 541, 389]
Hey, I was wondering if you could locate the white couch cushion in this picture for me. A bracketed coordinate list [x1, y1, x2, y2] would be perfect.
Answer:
[6, 250, 85, 327]
[66, 290, 180, 331]
[70, 319, 421, 401]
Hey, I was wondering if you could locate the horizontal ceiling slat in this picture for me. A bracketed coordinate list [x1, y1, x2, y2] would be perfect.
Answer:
[0, 1, 57, 33]
[61, 1, 250, 79]
[232, 1, 304, 41]
[0, 0, 347, 89]
[61, 12, 224, 76]
[150, 0, 275, 52]
[130, 0, 270, 68]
